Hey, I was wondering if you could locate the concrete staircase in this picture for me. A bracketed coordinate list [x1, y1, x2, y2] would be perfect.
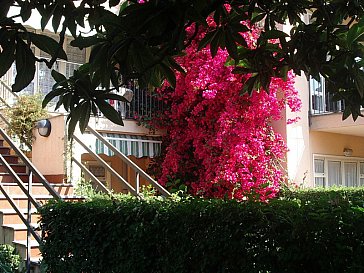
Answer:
[0, 137, 83, 271]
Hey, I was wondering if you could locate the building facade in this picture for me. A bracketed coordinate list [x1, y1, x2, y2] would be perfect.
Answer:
[279, 74, 364, 188]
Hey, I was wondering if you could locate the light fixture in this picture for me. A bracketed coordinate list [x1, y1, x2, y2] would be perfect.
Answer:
[36, 119, 51, 137]
[343, 148, 353, 157]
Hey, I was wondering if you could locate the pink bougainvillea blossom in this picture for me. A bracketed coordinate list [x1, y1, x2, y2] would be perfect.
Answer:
[145, 23, 301, 201]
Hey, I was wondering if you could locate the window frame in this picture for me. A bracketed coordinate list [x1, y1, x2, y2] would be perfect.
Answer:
[313, 154, 364, 187]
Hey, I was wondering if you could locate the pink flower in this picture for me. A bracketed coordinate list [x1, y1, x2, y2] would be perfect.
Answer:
[142, 17, 301, 201]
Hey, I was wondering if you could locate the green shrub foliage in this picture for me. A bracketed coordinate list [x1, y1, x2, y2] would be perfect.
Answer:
[39, 189, 364, 273]
[0, 244, 21, 273]
[6, 95, 47, 150]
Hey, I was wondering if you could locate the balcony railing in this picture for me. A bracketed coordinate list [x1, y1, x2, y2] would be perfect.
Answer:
[1, 61, 163, 120]
[104, 80, 163, 120]
[310, 75, 345, 115]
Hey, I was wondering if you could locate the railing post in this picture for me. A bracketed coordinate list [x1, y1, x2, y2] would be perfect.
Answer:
[26, 171, 32, 273]
[136, 173, 140, 195]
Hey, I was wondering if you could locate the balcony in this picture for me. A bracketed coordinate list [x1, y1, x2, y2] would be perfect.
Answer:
[309, 76, 364, 137]
[0, 60, 162, 121]
[102, 79, 163, 120]
[309, 75, 345, 115]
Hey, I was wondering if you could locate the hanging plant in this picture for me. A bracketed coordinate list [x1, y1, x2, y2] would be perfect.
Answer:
[6, 94, 47, 151]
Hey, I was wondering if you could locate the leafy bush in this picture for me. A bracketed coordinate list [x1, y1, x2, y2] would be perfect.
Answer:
[6, 95, 47, 150]
[39, 188, 364, 273]
[0, 244, 21, 273]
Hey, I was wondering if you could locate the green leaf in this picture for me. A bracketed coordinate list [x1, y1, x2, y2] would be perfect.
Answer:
[210, 29, 222, 58]
[63, 93, 73, 110]
[70, 35, 103, 49]
[262, 30, 289, 40]
[250, 12, 266, 25]
[40, 4, 56, 31]
[0, 42, 15, 78]
[354, 72, 364, 98]
[54, 94, 64, 110]
[160, 63, 176, 88]
[42, 87, 66, 108]
[225, 30, 238, 60]
[12, 39, 36, 92]
[168, 57, 186, 75]
[95, 93, 129, 102]
[67, 112, 80, 139]
[109, 0, 120, 8]
[20, 1, 32, 22]
[52, 7, 63, 32]
[342, 105, 351, 120]
[242, 76, 257, 96]
[95, 99, 124, 126]
[51, 70, 67, 82]
[198, 31, 216, 51]
[67, 18, 77, 37]
[78, 102, 91, 133]
[347, 24, 364, 47]
[29, 33, 67, 60]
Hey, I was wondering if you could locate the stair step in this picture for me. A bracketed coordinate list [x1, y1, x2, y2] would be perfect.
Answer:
[0, 183, 75, 196]
[13, 240, 41, 258]
[1, 223, 39, 243]
[0, 195, 84, 209]
[0, 194, 82, 199]
[0, 209, 39, 225]
[0, 146, 10, 155]
[0, 163, 27, 173]
[1, 155, 18, 164]
[0, 173, 28, 183]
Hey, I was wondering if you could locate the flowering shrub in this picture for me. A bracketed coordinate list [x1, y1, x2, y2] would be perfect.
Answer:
[147, 24, 301, 201]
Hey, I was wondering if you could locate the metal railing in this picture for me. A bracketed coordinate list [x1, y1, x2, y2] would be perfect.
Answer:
[4, 60, 163, 119]
[0, 111, 63, 271]
[72, 126, 170, 198]
[72, 157, 111, 194]
[309, 76, 345, 115]
[100, 82, 163, 120]
[0, 79, 18, 108]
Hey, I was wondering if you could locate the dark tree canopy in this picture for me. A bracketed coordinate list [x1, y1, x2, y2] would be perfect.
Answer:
[1, 0, 364, 135]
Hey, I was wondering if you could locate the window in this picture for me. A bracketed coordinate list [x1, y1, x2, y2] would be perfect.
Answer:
[309, 75, 344, 114]
[314, 155, 364, 187]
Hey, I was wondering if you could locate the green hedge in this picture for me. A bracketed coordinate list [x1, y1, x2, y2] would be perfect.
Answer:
[39, 189, 364, 273]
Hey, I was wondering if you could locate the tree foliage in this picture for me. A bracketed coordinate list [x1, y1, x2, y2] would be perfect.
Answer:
[1, 0, 364, 133]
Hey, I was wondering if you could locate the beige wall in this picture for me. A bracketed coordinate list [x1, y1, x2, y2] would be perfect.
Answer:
[310, 132, 364, 158]
[285, 74, 311, 186]
[32, 114, 67, 182]
[272, 74, 312, 186]
[87, 117, 164, 136]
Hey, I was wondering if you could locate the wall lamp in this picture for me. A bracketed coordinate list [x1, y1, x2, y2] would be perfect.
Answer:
[36, 119, 52, 137]
[343, 148, 353, 157]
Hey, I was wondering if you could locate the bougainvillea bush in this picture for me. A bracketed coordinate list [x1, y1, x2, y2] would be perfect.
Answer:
[146, 23, 301, 201]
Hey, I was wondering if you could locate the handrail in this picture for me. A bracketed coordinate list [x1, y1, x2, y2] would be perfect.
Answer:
[86, 126, 170, 197]
[0, 80, 18, 97]
[72, 157, 111, 194]
[0, 155, 41, 209]
[73, 134, 138, 196]
[0, 111, 10, 127]
[0, 184, 41, 243]
[0, 96, 11, 108]
[0, 115, 62, 200]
